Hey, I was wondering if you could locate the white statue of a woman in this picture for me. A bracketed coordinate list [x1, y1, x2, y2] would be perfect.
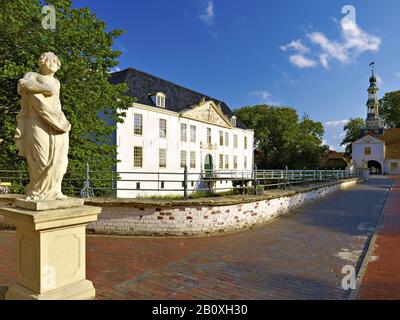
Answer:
[15, 52, 71, 200]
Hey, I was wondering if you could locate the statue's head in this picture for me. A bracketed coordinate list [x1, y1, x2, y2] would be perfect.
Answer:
[38, 52, 61, 75]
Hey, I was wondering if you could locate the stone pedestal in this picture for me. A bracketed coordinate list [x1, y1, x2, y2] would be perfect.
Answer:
[0, 200, 101, 300]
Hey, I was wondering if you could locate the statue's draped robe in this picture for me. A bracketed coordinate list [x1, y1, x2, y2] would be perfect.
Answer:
[15, 72, 71, 200]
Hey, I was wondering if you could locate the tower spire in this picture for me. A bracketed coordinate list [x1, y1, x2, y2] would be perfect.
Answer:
[363, 62, 383, 135]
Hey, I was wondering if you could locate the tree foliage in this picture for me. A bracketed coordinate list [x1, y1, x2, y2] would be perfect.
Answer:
[380, 91, 400, 128]
[0, 0, 134, 193]
[235, 105, 328, 169]
[340, 118, 364, 157]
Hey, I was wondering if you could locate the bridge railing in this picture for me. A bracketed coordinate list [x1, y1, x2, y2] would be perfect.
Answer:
[0, 167, 361, 200]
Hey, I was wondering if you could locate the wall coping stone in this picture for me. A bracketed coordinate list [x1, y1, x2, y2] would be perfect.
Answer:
[0, 178, 361, 209]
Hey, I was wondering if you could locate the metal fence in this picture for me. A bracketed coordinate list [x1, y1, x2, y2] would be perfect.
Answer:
[0, 164, 361, 200]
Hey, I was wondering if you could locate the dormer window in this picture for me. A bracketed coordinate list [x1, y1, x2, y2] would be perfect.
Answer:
[231, 116, 237, 127]
[155, 92, 166, 108]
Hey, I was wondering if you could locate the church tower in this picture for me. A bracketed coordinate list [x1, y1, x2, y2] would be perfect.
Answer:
[362, 63, 384, 135]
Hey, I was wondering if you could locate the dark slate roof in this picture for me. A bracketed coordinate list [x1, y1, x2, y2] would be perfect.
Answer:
[109, 68, 247, 129]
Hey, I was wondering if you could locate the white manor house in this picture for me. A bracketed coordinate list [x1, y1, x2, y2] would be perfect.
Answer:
[109, 68, 254, 198]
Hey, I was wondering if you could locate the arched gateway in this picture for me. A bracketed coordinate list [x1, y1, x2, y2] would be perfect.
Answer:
[368, 160, 382, 175]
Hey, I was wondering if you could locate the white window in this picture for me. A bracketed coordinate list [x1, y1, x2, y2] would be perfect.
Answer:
[207, 128, 212, 144]
[180, 150, 187, 168]
[181, 123, 187, 142]
[219, 131, 224, 146]
[225, 155, 229, 169]
[156, 93, 166, 108]
[159, 119, 167, 138]
[225, 132, 229, 147]
[219, 154, 224, 169]
[234, 134, 238, 148]
[234, 156, 238, 169]
[244, 136, 248, 150]
[244, 156, 248, 169]
[159, 149, 167, 168]
[231, 116, 237, 127]
[190, 125, 196, 143]
[133, 146, 143, 168]
[190, 151, 196, 169]
[134, 113, 143, 135]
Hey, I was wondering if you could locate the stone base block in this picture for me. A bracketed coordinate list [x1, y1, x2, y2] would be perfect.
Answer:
[15, 198, 84, 211]
[0, 204, 101, 300]
[6, 280, 95, 300]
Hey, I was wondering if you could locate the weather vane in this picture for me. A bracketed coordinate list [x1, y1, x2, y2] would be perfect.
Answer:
[369, 61, 375, 73]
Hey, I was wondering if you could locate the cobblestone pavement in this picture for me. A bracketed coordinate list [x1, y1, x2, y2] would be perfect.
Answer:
[0, 177, 391, 300]
[358, 176, 400, 300]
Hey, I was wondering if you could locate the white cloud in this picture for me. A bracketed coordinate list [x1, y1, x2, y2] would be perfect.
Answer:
[249, 90, 271, 102]
[319, 54, 329, 69]
[282, 16, 381, 69]
[280, 40, 310, 54]
[199, 0, 215, 26]
[308, 31, 349, 64]
[324, 119, 348, 127]
[341, 19, 381, 53]
[249, 90, 279, 105]
[289, 54, 317, 69]
[308, 19, 381, 68]
[333, 132, 346, 139]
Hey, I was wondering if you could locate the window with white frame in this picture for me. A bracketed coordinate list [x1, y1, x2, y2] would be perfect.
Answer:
[219, 131, 224, 146]
[225, 132, 229, 147]
[159, 119, 167, 138]
[234, 134, 238, 148]
[225, 155, 229, 169]
[159, 149, 167, 168]
[190, 125, 196, 143]
[156, 93, 166, 108]
[133, 146, 143, 168]
[231, 116, 237, 127]
[134, 113, 143, 135]
[180, 123, 187, 142]
[219, 154, 224, 169]
[244, 136, 248, 149]
[180, 150, 187, 168]
[190, 151, 196, 169]
[207, 128, 212, 144]
[234, 156, 238, 169]
[244, 156, 248, 169]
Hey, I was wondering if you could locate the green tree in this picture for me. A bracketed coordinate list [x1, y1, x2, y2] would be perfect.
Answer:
[340, 118, 364, 157]
[235, 106, 327, 169]
[380, 91, 400, 128]
[292, 115, 328, 169]
[0, 0, 134, 194]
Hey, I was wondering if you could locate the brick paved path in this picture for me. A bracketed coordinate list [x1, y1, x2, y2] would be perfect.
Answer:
[0, 177, 391, 300]
[357, 177, 400, 300]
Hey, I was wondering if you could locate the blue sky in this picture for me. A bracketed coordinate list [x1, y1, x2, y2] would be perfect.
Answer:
[74, 0, 400, 151]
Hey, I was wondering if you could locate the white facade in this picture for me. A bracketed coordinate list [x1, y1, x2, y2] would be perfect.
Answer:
[116, 100, 254, 198]
[352, 135, 400, 175]
[385, 159, 400, 175]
